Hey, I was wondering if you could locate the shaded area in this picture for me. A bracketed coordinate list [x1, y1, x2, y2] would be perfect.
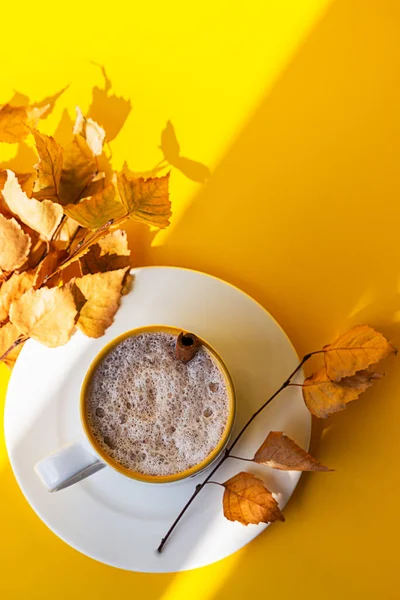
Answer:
[87, 64, 132, 144]
[145, 0, 400, 598]
[160, 121, 211, 183]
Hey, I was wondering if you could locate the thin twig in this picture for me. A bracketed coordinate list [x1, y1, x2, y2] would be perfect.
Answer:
[228, 455, 253, 462]
[0, 335, 27, 363]
[65, 226, 82, 254]
[156, 351, 319, 553]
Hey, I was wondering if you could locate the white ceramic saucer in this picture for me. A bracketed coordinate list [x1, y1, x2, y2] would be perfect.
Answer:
[4, 267, 310, 572]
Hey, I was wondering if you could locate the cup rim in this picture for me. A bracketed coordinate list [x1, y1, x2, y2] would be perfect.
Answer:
[80, 325, 236, 484]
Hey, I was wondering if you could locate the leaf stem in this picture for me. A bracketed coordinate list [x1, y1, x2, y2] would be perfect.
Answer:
[228, 455, 253, 462]
[156, 351, 316, 553]
[0, 335, 27, 363]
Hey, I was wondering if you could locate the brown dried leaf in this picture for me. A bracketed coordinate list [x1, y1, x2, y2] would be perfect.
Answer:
[82, 174, 106, 198]
[79, 229, 130, 275]
[324, 325, 396, 382]
[34, 249, 68, 289]
[32, 131, 63, 202]
[0, 214, 31, 271]
[302, 366, 383, 418]
[253, 431, 331, 471]
[74, 106, 105, 156]
[0, 104, 48, 143]
[116, 172, 171, 228]
[0, 322, 24, 367]
[0, 270, 36, 322]
[222, 472, 284, 526]
[56, 222, 113, 275]
[2, 170, 63, 240]
[73, 268, 128, 337]
[9, 286, 77, 347]
[58, 136, 98, 205]
[15, 172, 36, 197]
[64, 182, 125, 229]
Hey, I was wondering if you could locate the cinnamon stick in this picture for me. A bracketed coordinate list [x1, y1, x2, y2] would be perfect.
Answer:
[175, 332, 201, 362]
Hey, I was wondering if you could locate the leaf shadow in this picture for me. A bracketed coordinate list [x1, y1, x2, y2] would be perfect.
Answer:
[87, 63, 132, 144]
[0, 142, 37, 173]
[160, 121, 211, 183]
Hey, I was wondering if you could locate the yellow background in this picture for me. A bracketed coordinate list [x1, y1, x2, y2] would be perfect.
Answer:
[1, 0, 400, 598]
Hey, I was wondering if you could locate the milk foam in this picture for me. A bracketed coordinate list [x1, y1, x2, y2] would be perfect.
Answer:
[86, 332, 230, 476]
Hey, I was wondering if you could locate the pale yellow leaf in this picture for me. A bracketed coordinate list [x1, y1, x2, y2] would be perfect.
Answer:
[10, 286, 77, 347]
[116, 172, 171, 228]
[324, 325, 396, 381]
[0, 214, 31, 271]
[56, 216, 80, 243]
[302, 366, 383, 418]
[0, 270, 35, 322]
[74, 106, 105, 156]
[2, 170, 63, 240]
[73, 268, 128, 337]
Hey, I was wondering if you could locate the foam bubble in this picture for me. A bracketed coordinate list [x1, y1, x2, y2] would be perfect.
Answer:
[86, 332, 230, 476]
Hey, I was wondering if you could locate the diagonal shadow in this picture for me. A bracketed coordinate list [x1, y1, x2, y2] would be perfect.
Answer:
[145, 0, 400, 597]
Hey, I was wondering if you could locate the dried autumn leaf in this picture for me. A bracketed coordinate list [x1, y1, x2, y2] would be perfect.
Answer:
[56, 221, 114, 275]
[0, 171, 36, 213]
[15, 172, 36, 196]
[0, 214, 31, 271]
[2, 170, 63, 240]
[34, 249, 68, 289]
[0, 104, 48, 143]
[79, 229, 130, 275]
[72, 268, 128, 338]
[0, 270, 36, 322]
[253, 431, 331, 471]
[116, 172, 171, 228]
[9, 286, 77, 347]
[302, 366, 382, 418]
[56, 215, 80, 243]
[222, 472, 284, 526]
[74, 106, 105, 157]
[83, 174, 106, 198]
[0, 322, 24, 367]
[324, 325, 395, 381]
[58, 136, 98, 205]
[64, 182, 125, 229]
[32, 131, 63, 202]
[121, 272, 134, 295]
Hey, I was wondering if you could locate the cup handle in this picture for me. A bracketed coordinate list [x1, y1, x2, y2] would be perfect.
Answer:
[34, 436, 106, 492]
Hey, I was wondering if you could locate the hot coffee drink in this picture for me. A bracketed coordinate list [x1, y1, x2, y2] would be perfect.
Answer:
[85, 331, 230, 477]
